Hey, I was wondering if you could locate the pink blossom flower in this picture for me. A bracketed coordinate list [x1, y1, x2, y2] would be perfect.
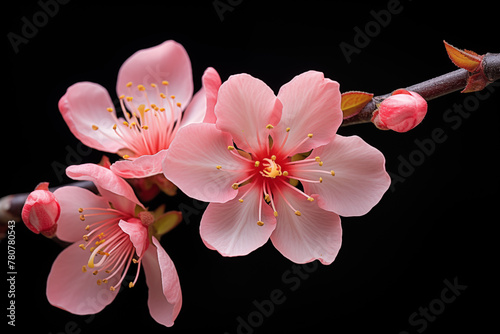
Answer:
[162, 71, 390, 264]
[58, 40, 220, 193]
[21, 182, 60, 237]
[371, 89, 427, 132]
[46, 164, 182, 327]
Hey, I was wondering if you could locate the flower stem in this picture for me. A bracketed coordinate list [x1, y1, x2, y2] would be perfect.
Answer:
[341, 52, 500, 127]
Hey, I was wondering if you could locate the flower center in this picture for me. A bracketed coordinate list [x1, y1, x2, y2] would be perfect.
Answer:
[92, 81, 184, 159]
[260, 156, 282, 178]
[78, 207, 143, 291]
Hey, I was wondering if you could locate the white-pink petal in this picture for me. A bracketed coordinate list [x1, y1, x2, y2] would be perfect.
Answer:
[142, 237, 182, 327]
[274, 71, 343, 156]
[214, 73, 282, 153]
[54, 186, 109, 243]
[162, 123, 251, 203]
[46, 242, 120, 315]
[200, 185, 277, 257]
[296, 135, 391, 217]
[116, 40, 193, 115]
[201, 67, 222, 124]
[58, 81, 126, 153]
[118, 218, 149, 258]
[270, 187, 342, 265]
[66, 164, 144, 214]
[111, 149, 168, 179]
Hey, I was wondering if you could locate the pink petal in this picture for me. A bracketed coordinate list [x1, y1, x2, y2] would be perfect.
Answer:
[294, 135, 390, 217]
[111, 149, 168, 179]
[274, 71, 342, 156]
[118, 218, 149, 258]
[142, 237, 182, 327]
[214, 73, 282, 153]
[200, 185, 277, 257]
[54, 186, 109, 243]
[180, 67, 221, 127]
[46, 242, 120, 315]
[66, 164, 144, 214]
[116, 40, 193, 116]
[270, 187, 342, 265]
[162, 123, 251, 203]
[59, 82, 126, 153]
[179, 86, 206, 127]
[201, 67, 221, 124]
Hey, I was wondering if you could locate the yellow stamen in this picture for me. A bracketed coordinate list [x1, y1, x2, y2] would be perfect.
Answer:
[254, 161, 260, 167]
[126, 82, 132, 88]
[92, 125, 99, 131]
[266, 124, 274, 129]
[216, 165, 222, 170]
[232, 183, 239, 190]
[295, 210, 302, 216]
[228, 146, 235, 151]
[106, 107, 113, 112]
[162, 80, 169, 86]
[257, 221, 264, 226]
[137, 84, 145, 91]
[129, 282, 135, 288]
[79, 215, 85, 221]
[82, 265, 87, 273]
[123, 155, 130, 159]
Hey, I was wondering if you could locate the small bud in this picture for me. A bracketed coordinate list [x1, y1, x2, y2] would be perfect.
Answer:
[21, 182, 60, 238]
[371, 89, 427, 133]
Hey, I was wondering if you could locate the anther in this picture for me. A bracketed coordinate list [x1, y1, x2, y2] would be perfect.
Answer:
[238, 199, 244, 203]
[266, 124, 274, 129]
[78, 208, 84, 213]
[274, 211, 278, 217]
[97, 279, 102, 286]
[308, 133, 313, 138]
[283, 171, 289, 177]
[79, 244, 86, 250]
[228, 146, 235, 151]
[331, 170, 335, 176]
[123, 155, 130, 159]
[170, 95, 176, 99]
[294, 210, 302, 216]
[80, 215, 85, 221]
[319, 177, 323, 183]
[137, 84, 146, 91]
[307, 197, 314, 202]
[257, 221, 264, 226]
[271, 155, 277, 161]
[162, 80, 169, 86]
[286, 127, 291, 132]
[176, 102, 182, 107]
[92, 125, 99, 131]
[82, 265, 87, 273]
[232, 183, 239, 190]
[106, 107, 113, 112]
[126, 82, 133, 88]
[129, 282, 135, 288]
[216, 165, 222, 170]
[254, 161, 260, 167]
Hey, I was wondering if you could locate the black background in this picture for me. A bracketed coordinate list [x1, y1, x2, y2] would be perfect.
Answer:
[4, 0, 499, 333]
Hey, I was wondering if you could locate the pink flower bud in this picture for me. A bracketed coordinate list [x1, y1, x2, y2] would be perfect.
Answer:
[372, 89, 427, 132]
[21, 182, 60, 238]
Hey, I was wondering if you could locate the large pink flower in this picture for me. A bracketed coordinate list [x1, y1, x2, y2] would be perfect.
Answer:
[58, 40, 220, 185]
[162, 71, 390, 264]
[46, 164, 182, 327]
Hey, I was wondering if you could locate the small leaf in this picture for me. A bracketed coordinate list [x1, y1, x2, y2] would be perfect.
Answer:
[152, 210, 183, 240]
[341, 91, 374, 119]
[443, 40, 483, 72]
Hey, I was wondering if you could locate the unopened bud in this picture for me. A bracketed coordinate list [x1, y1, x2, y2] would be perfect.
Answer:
[371, 89, 427, 133]
[21, 182, 60, 238]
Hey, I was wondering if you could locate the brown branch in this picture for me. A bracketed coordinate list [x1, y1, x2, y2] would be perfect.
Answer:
[341, 52, 500, 127]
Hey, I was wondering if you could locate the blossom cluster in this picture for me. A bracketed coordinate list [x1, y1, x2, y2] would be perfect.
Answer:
[22, 40, 393, 327]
